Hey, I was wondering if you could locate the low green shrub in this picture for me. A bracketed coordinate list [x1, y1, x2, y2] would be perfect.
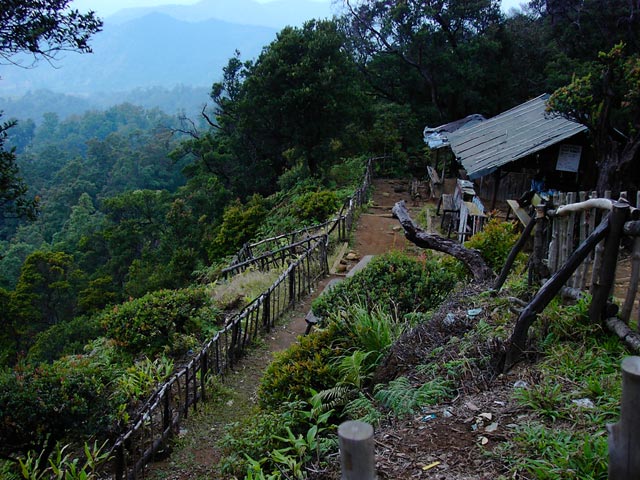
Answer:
[26, 316, 102, 364]
[464, 217, 522, 273]
[293, 190, 340, 224]
[312, 251, 457, 319]
[259, 322, 347, 409]
[101, 286, 220, 357]
[0, 354, 120, 461]
[326, 156, 366, 188]
[208, 195, 267, 260]
[498, 423, 608, 479]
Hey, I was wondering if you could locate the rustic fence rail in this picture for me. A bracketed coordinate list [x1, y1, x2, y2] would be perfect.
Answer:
[501, 190, 640, 368]
[105, 157, 374, 479]
[228, 158, 374, 269]
[220, 234, 327, 279]
[109, 236, 329, 479]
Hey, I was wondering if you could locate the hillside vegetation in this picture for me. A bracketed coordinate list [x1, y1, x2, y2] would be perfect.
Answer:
[1, 1, 639, 478]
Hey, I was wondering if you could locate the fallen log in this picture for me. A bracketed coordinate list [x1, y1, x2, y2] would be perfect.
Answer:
[606, 317, 640, 353]
[392, 200, 494, 283]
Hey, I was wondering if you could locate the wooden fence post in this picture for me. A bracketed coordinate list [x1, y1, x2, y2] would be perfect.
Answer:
[608, 356, 640, 480]
[263, 291, 271, 330]
[289, 265, 296, 305]
[495, 215, 536, 291]
[115, 443, 125, 480]
[529, 205, 548, 285]
[163, 390, 170, 432]
[589, 199, 630, 323]
[338, 421, 376, 480]
[504, 214, 610, 370]
[201, 352, 207, 402]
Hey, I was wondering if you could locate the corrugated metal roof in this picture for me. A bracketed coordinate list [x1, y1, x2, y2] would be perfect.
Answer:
[447, 94, 588, 179]
[423, 114, 487, 149]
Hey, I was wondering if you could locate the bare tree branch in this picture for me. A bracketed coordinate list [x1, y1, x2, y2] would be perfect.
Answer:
[392, 200, 494, 283]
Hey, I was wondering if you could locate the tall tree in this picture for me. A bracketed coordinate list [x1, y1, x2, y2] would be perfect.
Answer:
[0, 0, 102, 222]
[194, 19, 369, 189]
[0, 0, 102, 66]
[548, 44, 640, 193]
[343, 0, 506, 121]
[0, 120, 38, 221]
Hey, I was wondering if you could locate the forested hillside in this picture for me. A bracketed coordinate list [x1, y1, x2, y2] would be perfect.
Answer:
[1, 0, 639, 478]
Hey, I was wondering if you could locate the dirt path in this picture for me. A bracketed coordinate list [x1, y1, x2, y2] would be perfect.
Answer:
[145, 178, 423, 479]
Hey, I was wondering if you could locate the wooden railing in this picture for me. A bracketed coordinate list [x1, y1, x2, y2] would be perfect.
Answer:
[105, 157, 374, 479]
[499, 191, 640, 368]
[228, 157, 374, 268]
[109, 236, 329, 479]
[220, 234, 327, 279]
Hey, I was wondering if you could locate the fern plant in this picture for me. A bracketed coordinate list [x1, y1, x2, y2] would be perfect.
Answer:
[374, 376, 453, 417]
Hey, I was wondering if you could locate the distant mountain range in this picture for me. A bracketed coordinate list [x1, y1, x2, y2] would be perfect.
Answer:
[0, 0, 335, 121]
[108, 0, 334, 29]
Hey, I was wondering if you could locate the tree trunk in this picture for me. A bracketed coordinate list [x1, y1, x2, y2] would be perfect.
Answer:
[392, 201, 494, 283]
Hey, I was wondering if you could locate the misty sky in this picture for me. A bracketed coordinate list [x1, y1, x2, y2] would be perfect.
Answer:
[73, 0, 525, 19]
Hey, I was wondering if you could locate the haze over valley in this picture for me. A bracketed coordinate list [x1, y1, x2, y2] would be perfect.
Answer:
[0, 0, 335, 121]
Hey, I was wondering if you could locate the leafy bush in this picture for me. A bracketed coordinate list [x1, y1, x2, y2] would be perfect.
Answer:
[115, 356, 174, 408]
[326, 156, 366, 189]
[312, 251, 457, 319]
[464, 217, 521, 273]
[208, 195, 267, 261]
[259, 322, 347, 409]
[293, 190, 340, 224]
[26, 316, 102, 364]
[101, 286, 220, 356]
[0, 355, 120, 460]
[221, 397, 335, 479]
[340, 304, 406, 367]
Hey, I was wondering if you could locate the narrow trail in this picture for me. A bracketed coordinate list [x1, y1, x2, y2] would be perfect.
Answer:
[145, 178, 423, 479]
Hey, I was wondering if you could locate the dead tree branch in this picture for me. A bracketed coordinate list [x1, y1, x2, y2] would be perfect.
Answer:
[392, 201, 494, 283]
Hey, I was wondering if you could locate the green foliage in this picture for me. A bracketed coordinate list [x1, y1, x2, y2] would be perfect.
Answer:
[221, 395, 335, 479]
[0, 354, 120, 460]
[292, 190, 339, 224]
[312, 251, 457, 319]
[547, 43, 640, 191]
[498, 423, 608, 480]
[17, 440, 110, 480]
[259, 323, 346, 409]
[208, 195, 267, 261]
[115, 356, 174, 404]
[463, 218, 521, 273]
[343, 392, 382, 425]
[339, 304, 406, 367]
[26, 316, 102, 364]
[373, 376, 453, 417]
[326, 156, 367, 189]
[498, 281, 625, 478]
[0, 118, 38, 221]
[0, 1, 102, 64]
[101, 286, 220, 356]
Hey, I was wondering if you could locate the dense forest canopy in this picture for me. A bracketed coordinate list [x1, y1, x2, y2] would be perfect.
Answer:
[1, 0, 640, 472]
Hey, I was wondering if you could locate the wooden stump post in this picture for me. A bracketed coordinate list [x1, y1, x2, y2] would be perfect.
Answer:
[608, 356, 640, 479]
[589, 200, 630, 323]
[339, 421, 376, 480]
